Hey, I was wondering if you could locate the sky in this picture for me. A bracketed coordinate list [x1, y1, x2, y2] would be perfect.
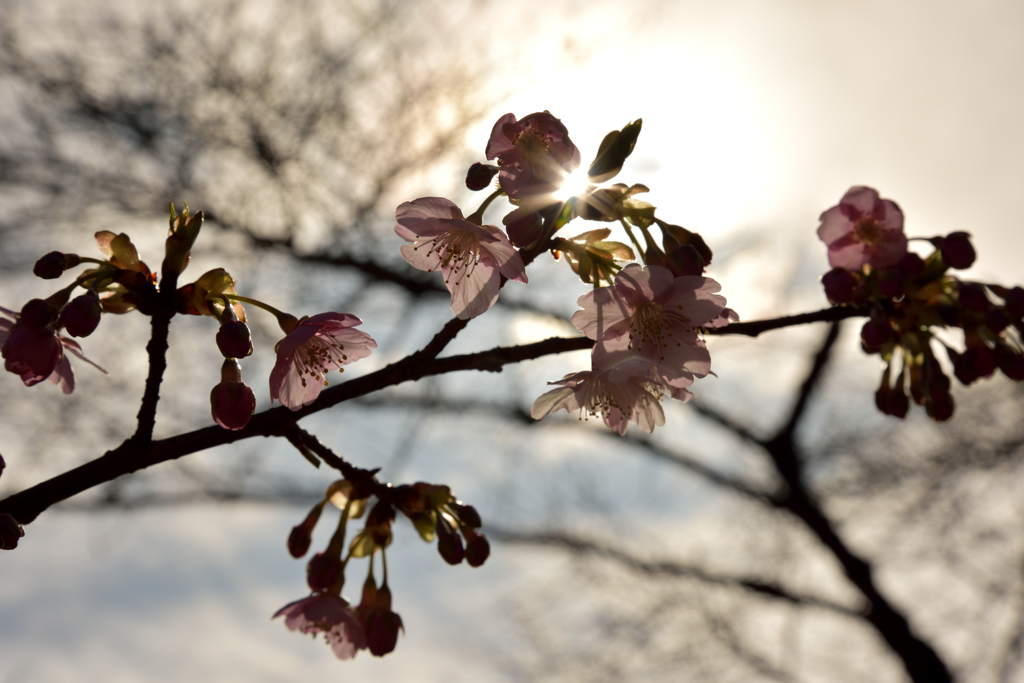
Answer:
[3, 0, 1024, 681]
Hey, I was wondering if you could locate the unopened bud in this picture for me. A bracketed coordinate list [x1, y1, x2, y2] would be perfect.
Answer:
[306, 552, 343, 592]
[463, 527, 490, 567]
[216, 320, 253, 358]
[860, 312, 892, 352]
[63, 291, 102, 338]
[897, 252, 926, 279]
[822, 267, 860, 305]
[939, 231, 976, 270]
[450, 502, 482, 529]
[995, 344, 1024, 381]
[288, 503, 325, 558]
[33, 252, 81, 280]
[466, 162, 499, 191]
[503, 208, 544, 249]
[435, 518, 464, 565]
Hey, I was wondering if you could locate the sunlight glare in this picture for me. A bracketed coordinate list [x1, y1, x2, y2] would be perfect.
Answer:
[554, 168, 592, 203]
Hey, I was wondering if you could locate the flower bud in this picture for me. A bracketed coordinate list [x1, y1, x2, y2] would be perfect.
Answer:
[1001, 286, 1024, 320]
[503, 208, 544, 249]
[822, 267, 860, 304]
[210, 359, 255, 431]
[463, 527, 490, 567]
[216, 320, 253, 358]
[995, 344, 1024, 381]
[465, 162, 499, 191]
[63, 291, 103, 338]
[860, 312, 892, 352]
[365, 585, 403, 657]
[19, 298, 61, 332]
[307, 552, 343, 592]
[660, 222, 713, 269]
[288, 503, 325, 558]
[587, 119, 642, 183]
[33, 251, 81, 279]
[435, 517, 464, 565]
[663, 244, 705, 277]
[450, 502, 482, 529]
[0, 513, 24, 550]
[897, 252, 926, 279]
[939, 231, 976, 270]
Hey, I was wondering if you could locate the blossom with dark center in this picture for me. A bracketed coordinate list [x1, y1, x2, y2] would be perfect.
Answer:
[485, 112, 581, 201]
[270, 313, 376, 410]
[571, 264, 725, 392]
[817, 186, 907, 270]
[531, 354, 668, 436]
[395, 197, 527, 320]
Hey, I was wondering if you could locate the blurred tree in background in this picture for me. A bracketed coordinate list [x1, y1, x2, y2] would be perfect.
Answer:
[2, 1, 1024, 682]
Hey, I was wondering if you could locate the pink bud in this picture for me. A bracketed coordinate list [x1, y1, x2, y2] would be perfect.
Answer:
[216, 320, 253, 358]
[210, 360, 255, 431]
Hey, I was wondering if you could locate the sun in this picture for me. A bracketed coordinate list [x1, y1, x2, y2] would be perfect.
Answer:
[554, 167, 592, 203]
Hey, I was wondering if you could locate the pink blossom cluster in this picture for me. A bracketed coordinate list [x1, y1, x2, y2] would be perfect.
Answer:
[532, 264, 728, 435]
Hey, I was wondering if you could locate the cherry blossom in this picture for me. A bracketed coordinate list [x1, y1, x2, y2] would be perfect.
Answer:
[571, 264, 725, 392]
[531, 354, 670, 436]
[485, 112, 581, 201]
[817, 186, 907, 271]
[0, 306, 105, 394]
[395, 197, 527, 320]
[273, 593, 367, 660]
[270, 313, 376, 410]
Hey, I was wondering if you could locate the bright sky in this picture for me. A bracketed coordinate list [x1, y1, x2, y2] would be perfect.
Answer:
[4, 1, 1024, 681]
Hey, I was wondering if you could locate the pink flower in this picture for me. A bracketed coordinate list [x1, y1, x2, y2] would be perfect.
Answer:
[531, 354, 668, 436]
[395, 197, 528, 320]
[0, 306, 105, 394]
[273, 593, 368, 660]
[210, 359, 255, 430]
[485, 112, 581, 201]
[817, 186, 907, 271]
[270, 313, 376, 410]
[571, 264, 725, 393]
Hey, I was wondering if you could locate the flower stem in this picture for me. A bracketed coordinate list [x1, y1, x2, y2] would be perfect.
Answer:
[223, 294, 298, 332]
[466, 189, 504, 225]
[619, 219, 646, 262]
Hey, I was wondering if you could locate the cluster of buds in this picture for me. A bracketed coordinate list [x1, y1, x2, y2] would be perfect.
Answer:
[4, 204, 377, 432]
[278, 478, 488, 659]
[817, 186, 1024, 420]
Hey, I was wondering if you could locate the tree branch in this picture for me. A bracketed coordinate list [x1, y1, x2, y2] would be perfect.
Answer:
[0, 306, 868, 526]
[491, 527, 860, 618]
